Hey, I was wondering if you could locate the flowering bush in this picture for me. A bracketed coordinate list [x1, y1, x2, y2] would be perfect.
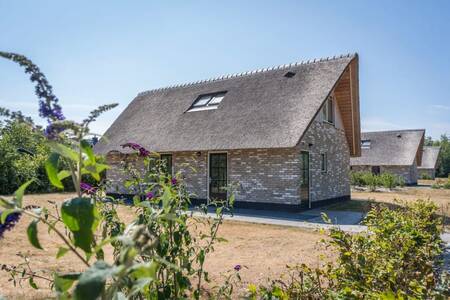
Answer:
[0, 52, 233, 299]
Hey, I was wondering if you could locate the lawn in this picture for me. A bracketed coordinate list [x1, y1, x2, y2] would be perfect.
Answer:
[0, 193, 329, 299]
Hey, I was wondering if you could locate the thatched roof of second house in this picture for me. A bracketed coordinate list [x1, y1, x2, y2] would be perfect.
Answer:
[418, 146, 441, 169]
[350, 129, 425, 166]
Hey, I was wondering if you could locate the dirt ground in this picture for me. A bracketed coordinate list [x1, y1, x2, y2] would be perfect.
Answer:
[351, 186, 450, 217]
[0, 193, 328, 299]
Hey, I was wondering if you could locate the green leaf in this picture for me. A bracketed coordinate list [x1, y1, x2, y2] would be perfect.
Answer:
[13, 179, 34, 208]
[61, 197, 99, 253]
[0, 198, 15, 209]
[27, 220, 43, 249]
[56, 247, 69, 258]
[74, 261, 116, 300]
[45, 153, 64, 189]
[80, 140, 95, 163]
[57, 170, 72, 181]
[49, 142, 79, 162]
[1, 209, 19, 224]
[28, 277, 38, 289]
[54, 273, 80, 293]
[161, 185, 172, 211]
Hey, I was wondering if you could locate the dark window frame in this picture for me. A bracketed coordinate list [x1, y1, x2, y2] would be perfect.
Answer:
[321, 153, 328, 173]
[187, 91, 227, 112]
[160, 154, 173, 176]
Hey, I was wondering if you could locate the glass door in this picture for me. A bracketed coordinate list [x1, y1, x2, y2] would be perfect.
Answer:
[300, 151, 310, 207]
[209, 153, 228, 200]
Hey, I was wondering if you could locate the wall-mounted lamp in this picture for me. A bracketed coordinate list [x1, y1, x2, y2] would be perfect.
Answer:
[196, 151, 202, 157]
[308, 143, 314, 148]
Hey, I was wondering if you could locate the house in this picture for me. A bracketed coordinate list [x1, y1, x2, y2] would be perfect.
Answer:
[418, 146, 441, 179]
[95, 53, 361, 210]
[350, 129, 425, 185]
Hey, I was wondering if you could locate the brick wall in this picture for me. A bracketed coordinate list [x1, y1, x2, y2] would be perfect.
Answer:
[105, 118, 351, 205]
[298, 120, 351, 203]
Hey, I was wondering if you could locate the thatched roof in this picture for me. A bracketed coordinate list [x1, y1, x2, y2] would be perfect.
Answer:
[418, 146, 441, 169]
[350, 129, 425, 166]
[95, 54, 358, 154]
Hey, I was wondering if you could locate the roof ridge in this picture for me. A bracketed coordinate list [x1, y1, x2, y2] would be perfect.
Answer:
[137, 53, 357, 96]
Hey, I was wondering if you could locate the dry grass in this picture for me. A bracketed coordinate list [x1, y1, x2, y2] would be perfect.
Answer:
[351, 187, 450, 226]
[0, 193, 328, 299]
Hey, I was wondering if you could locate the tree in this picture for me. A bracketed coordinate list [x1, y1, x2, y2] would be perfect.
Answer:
[0, 120, 52, 194]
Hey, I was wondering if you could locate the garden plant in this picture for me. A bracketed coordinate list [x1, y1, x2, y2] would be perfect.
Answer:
[0, 52, 448, 299]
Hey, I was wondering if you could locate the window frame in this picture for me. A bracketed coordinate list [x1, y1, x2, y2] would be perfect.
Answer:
[160, 153, 173, 176]
[361, 139, 371, 149]
[320, 152, 328, 173]
[187, 91, 227, 112]
[322, 96, 335, 125]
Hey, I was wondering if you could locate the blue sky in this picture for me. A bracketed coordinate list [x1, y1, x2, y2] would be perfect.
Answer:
[1, 0, 449, 138]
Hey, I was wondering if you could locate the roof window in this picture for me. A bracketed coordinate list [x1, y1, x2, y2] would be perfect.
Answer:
[284, 71, 296, 78]
[361, 139, 371, 149]
[187, 91, 227, 112]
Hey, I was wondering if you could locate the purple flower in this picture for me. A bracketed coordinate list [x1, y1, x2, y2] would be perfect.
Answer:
[80, 182, 97, 195]
[234, 265, 242, 271]
[121, 142, 150, 157]
[171, 178, 177, 186]
[0, 211, 22, 239]
[43, 123, 63, 140]
[38, 101, 65, 121]
[146, 192, 154, 199]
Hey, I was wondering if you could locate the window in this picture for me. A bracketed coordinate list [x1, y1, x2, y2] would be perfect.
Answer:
[361, 139, 371, 149]
[322, 96, 334, 124]
[321, 153, 327, 173]
[371, 166, 380, 175]
[160, 154, 173, 176]
[187, 92, 227, 112]
[149, 154, 173, 176]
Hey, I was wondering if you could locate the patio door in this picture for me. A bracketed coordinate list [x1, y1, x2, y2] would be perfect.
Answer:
[209, 153, 227, 200]
[300, 151, 310, 208]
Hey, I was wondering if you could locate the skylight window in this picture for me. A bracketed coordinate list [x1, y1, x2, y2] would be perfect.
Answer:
[361, 140, 371, 149]
[187, 92, 227, 112]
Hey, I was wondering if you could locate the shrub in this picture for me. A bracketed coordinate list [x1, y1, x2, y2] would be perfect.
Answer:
[443, 180, 450, 189]
[362, 172, 379, 191]
[350, 171, 405, 190]
[350, 171, 367, 186]
[379, 172, 397, 189]
[421, 173, 432, 180]
[249, 200, 448, 299]
[432, 183, 442, 189]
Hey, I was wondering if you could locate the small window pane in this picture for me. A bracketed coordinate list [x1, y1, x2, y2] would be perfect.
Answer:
[209, 94, 225, 105]
[321, 153, 327, 172]
[327, 98, 334, 123]
[193, 95, 211, 107]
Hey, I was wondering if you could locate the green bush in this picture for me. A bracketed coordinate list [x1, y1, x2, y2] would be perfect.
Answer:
[421, 173, 432, 180]
[379, 172, 397, 189]
[350, 171, 366, 186]
[432, 183, 442, 189]
[443, 181, 450, 189]
[249, 200, 448, 299]
[350, 171, 405, 190]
